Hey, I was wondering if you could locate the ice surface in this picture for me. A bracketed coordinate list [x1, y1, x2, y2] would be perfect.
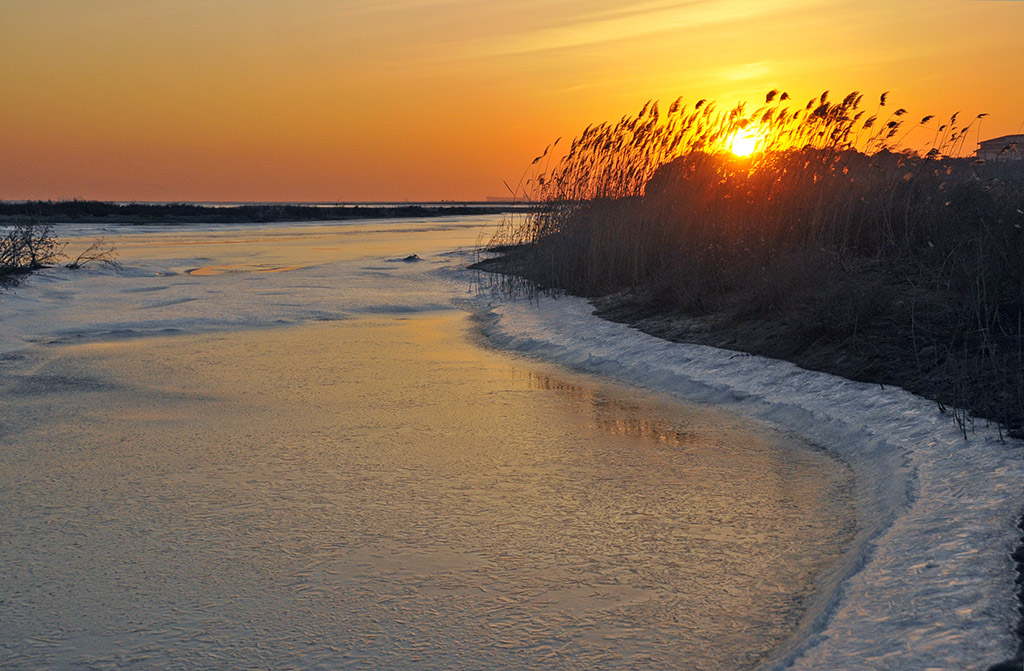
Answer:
[1, 218, 855, 670]
[0, 219, 488, 354]
[0, 317, 856, 670]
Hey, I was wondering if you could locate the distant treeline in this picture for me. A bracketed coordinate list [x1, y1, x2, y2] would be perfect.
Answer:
[0, 200, 524, 224]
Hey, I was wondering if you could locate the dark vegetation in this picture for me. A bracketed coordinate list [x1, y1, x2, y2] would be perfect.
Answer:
[0, 223, 63, 279]
[1, 223, 118, 284]
[0, 201, 524, 225]
[483, 90, 1024, 438]
[988, 512, 1024, 671]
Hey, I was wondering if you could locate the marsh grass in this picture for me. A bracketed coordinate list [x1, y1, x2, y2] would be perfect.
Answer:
[485, 90, 1024, 437]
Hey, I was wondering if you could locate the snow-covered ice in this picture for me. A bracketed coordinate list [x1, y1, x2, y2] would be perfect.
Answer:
[475, 293, 1024, 670]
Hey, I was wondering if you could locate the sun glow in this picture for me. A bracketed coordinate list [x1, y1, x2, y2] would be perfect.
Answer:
[730, 129, 760, 157]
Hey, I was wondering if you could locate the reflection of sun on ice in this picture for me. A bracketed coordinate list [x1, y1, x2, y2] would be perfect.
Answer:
[730, 129, 759, 157]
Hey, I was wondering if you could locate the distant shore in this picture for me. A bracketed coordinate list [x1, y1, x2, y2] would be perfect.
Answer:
[0, 200, 526, 225]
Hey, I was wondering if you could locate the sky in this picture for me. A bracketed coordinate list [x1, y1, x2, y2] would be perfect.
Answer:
[2, 0, 1023, 202]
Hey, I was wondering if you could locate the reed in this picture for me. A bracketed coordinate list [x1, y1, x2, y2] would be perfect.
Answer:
[486, 90, 1024, 437]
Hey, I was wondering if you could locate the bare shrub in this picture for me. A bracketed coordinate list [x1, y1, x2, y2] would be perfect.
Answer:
[65, 239, 121, 270]
[1, 224, 121, 283]
[0, 223, 65, 280]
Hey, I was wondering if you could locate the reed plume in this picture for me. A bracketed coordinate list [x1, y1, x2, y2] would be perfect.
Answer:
[486, 89, 1024, 437]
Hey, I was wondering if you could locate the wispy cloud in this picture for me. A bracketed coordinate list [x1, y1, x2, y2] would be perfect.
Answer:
[471, 0, 825, 57]
[332, 0, 471, 17]
[719, 61, 773, 81]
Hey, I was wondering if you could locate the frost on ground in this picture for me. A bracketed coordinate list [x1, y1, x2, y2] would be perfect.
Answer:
[476, 293, 1024, 671]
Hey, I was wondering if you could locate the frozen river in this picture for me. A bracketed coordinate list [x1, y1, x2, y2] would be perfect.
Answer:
[3, 214, 1019, 670]
[0, 216, 857, 670]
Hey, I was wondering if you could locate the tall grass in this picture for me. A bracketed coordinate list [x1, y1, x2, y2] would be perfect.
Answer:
[487, 90, 1024, 437]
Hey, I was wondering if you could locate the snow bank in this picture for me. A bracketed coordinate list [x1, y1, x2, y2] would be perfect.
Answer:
[475, 293, 1024, 671]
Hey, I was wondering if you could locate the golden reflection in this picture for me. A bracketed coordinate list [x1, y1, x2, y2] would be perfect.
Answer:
[187, 264, 307, 276]
[516, 369, 694, 447]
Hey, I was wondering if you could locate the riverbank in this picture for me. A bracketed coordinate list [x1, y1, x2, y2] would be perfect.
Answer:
[0, 200, 525, 225]
[476, 248, 1024, 667]
[479, 91, 1024, 664]
[590, 287, 1024, 671]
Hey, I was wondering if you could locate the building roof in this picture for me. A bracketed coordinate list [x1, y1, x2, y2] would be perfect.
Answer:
[978, 134, 1024, 148]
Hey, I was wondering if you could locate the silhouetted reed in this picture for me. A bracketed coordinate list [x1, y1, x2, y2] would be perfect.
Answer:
[486, 90, 1024, 437]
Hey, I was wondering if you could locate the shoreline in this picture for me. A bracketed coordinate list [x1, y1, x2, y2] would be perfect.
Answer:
[472, 289, 1024, 670]
[0, 200, 526, 225]
[589, 292, 1024, 671]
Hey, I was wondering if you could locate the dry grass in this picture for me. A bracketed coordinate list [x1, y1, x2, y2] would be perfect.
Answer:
[485, 90, 1024, 437]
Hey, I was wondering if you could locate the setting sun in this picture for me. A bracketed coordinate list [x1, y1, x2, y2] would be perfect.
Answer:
[730, 129, 760, 157]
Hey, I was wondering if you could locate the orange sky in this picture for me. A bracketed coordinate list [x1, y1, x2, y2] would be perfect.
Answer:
[2, 0, 1023, 202]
